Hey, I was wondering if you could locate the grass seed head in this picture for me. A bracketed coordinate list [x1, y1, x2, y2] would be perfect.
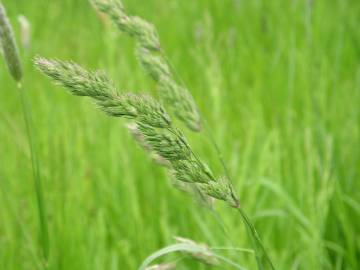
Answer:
[174, 236, 219, 266]
[0, 3, 22, 82]
[34, 57, 115, 100]
[35, 56, 238, 208]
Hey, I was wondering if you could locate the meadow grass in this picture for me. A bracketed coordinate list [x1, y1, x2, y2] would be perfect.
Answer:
[0, 0, 359, 269]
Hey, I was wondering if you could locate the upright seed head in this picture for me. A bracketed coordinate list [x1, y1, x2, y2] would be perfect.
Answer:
[17, 15, 31, 51]
[0, 3, 22, 82]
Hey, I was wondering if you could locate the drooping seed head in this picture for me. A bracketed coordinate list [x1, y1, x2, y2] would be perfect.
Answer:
[34, 55, 239, 208]
[174, 237, 219, 266]
[0, 3, 22, 82]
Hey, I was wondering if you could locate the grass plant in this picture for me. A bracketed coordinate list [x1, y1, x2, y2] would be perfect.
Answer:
[0, 0, 358, 269]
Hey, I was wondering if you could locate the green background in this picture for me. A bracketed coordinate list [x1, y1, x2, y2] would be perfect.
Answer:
[0, 0, 359, 269]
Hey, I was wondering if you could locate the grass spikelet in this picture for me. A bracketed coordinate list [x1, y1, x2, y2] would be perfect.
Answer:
[127, 122, 171, 167]
[0, 3, 22, 81]
[198, 178, 238, 207]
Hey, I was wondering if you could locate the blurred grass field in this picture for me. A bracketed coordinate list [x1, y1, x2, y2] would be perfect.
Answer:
[0, 0, 359, 269]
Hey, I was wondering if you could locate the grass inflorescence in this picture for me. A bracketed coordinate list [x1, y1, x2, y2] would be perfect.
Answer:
[0, 3, 22, 81]
[34, 57, 239, 209]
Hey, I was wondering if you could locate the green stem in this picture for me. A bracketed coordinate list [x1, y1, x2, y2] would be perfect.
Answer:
[237, 207, 275, 270]
[18, 83, 49, 267]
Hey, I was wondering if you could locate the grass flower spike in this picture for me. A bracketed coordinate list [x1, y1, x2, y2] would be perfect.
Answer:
[34, 56, 239, 208]
[0, 3, 22, 81]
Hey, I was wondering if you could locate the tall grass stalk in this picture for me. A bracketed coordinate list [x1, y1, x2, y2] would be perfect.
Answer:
[0, 3, 49, 266]
[18, 83, 50, 265]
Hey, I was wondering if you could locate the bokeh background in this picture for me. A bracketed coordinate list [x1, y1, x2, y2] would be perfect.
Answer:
[1, 0, 359, 269]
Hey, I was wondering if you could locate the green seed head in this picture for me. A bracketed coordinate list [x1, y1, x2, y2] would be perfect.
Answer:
[0, 4, 22, 82]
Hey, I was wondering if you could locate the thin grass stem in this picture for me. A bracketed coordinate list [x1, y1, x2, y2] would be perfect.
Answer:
[17, 83, 49, 268]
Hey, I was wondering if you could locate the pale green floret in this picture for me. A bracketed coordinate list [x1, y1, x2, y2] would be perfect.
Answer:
[198, 180, 238, 208]
[0, 4, 22, 82]
[171, 159, 215, 184]
[137, 123, 191, 161]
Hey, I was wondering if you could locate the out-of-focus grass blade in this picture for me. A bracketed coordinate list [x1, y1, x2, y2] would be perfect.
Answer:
[138, 243, 247, 270]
